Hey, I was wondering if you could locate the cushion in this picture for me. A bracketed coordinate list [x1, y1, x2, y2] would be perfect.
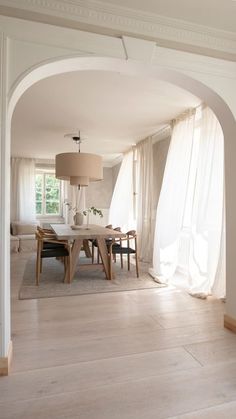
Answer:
[17, 234, 36, 240]
[11, 221, 38, 236]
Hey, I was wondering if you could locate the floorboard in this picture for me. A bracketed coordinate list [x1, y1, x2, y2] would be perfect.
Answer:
[1, 252, 235, 418]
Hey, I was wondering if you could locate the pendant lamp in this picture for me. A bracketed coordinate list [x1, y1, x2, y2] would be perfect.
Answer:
[55, 133, 103, 187]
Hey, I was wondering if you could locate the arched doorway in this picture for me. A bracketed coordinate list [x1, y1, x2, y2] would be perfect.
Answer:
[2, 56, 236, 369]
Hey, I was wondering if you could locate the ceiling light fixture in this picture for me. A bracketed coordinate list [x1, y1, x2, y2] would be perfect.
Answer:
[55, 131, 103, 188]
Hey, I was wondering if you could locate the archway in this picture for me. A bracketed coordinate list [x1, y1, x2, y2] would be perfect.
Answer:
[3, 56, 236, 367]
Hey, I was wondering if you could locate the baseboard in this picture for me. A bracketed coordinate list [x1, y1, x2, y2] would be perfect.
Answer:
[0, 341, 13, 376]
[224, 314, 236, 333]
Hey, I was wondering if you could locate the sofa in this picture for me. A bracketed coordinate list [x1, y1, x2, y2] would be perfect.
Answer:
[10, 221, 39, 253]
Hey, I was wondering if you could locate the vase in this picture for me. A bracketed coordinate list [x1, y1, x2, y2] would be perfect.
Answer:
[73, 212, 84, 226]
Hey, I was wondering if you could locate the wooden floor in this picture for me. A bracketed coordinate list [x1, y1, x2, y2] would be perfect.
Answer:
[1, 253, 236, 418]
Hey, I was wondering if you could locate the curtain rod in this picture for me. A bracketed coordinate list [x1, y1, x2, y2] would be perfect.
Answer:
[128, 102, 204, 153]
[144, 103, 204, 143]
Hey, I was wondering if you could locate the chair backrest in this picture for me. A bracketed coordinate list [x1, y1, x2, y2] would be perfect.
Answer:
[114, 227, 121, 232]
[36, 226, 57, 240]
[126, 230, 136, 236]
[36, 227, 69, 253]
[126, 230, 137, 251]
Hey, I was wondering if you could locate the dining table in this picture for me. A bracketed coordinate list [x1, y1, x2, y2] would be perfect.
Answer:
[50, 224, 125, 282]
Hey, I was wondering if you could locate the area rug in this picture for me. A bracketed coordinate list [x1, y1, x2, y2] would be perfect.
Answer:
[19, 255, 165, 300]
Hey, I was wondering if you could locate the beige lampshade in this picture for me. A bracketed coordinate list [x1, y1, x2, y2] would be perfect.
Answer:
[70, 176, 89, 186]
[56, 152, 103, 186]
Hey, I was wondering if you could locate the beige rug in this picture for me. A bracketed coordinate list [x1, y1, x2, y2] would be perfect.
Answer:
[19, 255, 165, 300]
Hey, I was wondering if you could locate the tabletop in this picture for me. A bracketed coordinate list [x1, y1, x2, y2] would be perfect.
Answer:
[50, 224, 125, 241]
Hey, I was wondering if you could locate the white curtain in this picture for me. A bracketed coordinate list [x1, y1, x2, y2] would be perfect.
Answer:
[63, 183, 86, 224]
[150, 107, 225, 298]
[109, 150, 135, 231]
[136, 137, 153, 262]
[11, 157, 36, 222]
[150, 110, 196, 280]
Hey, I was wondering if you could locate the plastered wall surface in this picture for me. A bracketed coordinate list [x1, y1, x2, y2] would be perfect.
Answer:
[86, 167, 113, 209]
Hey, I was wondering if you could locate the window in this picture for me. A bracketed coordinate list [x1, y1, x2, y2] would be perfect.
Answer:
[35, 171, 61, 216]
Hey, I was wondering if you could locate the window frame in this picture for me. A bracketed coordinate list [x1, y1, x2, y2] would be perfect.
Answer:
[35, 168, 62, 218]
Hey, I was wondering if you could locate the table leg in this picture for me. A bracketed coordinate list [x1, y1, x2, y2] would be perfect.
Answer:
[83, 239, 92, 258]
[97, 238, 111, 280]
[67, 239, 83, 283]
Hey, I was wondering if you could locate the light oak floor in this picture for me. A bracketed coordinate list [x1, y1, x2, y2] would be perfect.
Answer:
[1, 252, 236, 418]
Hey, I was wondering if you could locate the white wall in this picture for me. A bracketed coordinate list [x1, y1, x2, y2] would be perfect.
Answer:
[0, 13, 236, 361]
[86, 167, 113, 210]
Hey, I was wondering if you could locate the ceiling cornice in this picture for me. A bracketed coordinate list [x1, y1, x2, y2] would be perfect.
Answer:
[0, 0, 236, 60]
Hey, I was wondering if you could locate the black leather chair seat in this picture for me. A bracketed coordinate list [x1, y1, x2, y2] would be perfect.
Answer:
[43, 242, 65, 249]
[110, 246, 136, 254]
[41, 247, 69, 258]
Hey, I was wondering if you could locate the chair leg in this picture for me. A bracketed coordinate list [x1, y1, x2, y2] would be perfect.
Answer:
[66, 246, 72, 284]
[120, 253, 123, 269]
[63, 257, 67, 283]
[92, 243, 94, 264]
[127, 253, 130, 271]
[67, 253, 71, 284]
[135, 253, 139, 278]
[109, 252, 113, 280]
[36, 253, 41, 286]
[35, 239, 42, 286]
[97, 248, 100, 264]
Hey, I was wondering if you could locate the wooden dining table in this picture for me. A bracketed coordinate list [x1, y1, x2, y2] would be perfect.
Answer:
[50, 224, 125, 282]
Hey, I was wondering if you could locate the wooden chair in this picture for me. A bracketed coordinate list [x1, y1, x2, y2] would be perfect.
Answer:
[108, 230, 139, 279]
[105, 227, 123, 267]
[35, 228, 71, 285]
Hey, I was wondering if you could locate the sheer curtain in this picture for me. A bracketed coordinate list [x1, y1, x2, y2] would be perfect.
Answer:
[11, 157, 36, 222]
[188, 107, 225, 297]
[136, 137, 153, 262]
[109, 150, 135, 231]
[63, 183, 86, 224]
[150, 107, 225, 298]
[150, 110, 196, 280]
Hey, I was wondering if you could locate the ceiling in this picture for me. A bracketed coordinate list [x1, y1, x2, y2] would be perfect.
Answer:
[1, 0, 236, 61]
[11, 70, 200, 166]
[107, 0, 236, 33]
[1, 0, 236, 34]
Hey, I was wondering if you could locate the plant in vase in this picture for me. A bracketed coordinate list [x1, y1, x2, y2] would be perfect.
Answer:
[64, 201, 84, 226]
[83, 206, 103, 229]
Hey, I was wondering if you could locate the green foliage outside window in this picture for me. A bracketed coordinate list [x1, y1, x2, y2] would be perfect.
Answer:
[35, 172, 61, 216]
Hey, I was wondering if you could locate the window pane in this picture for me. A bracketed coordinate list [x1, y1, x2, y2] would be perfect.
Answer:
[36, 192, 42, 201]
[35, 174, 43, 214]
[36, 202, 42, 215]
[46, 201, 60, 214]
[35, 172, 61, 216]
[45, 175, 60, 203]
[35, 174, 43, 189]
[46, 190, 60, 200]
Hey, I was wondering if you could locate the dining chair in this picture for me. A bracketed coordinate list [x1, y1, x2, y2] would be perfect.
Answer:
[35, 227, 71, 285]
[108, 230, 139, 279]
[105, 227, 123, 268]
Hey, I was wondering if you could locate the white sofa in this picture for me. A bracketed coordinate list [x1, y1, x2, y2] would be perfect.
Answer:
[10, 221, 39, 253]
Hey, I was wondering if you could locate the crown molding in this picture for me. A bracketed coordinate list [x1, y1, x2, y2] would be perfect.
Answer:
[0, 0, 236, 59]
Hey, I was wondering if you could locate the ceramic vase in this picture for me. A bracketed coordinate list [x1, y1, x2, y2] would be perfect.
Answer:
[73, 212, 84, 226]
